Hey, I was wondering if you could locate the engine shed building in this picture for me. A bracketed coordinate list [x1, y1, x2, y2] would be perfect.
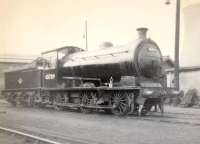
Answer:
[161, 56, 200, 95]
[166, 65, 200, 95]
[0, 55, 37, 95]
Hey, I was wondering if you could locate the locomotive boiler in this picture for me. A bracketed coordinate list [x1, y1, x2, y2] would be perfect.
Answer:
[59, 28, 162, 83]
[2, 27, 179, 116]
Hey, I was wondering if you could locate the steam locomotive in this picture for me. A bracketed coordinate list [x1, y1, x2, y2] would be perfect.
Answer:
[2, 28, 179, 116]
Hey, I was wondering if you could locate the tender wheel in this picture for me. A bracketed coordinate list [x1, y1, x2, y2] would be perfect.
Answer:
[7, 94, 16, 107]
[24, 94, 34, 107]
[80, 92, 92, 113]
[10, 98, 17, 107]
[111, 92, 129, 116]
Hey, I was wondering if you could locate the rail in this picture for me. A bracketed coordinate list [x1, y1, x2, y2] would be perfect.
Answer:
[0, 126, 64, 144]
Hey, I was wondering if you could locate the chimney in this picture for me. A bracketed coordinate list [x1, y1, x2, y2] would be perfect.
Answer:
[136, 27, 148, 39]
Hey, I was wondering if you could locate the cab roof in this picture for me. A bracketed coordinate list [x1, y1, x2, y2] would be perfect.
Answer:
[41, 46, 84, 55]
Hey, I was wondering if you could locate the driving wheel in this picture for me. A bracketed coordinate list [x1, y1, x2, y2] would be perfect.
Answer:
[111, 92, 129, 116]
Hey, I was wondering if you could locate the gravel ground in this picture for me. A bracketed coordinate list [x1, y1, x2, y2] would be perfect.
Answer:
[0, 102, 200, 144]
[0, 132, 24, 144]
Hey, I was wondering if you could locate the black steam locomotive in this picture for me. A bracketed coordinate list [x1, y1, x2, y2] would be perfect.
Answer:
[2, 28, 178, 116]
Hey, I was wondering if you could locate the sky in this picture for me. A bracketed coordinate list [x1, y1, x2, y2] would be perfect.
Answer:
[0, 0, 200, 66]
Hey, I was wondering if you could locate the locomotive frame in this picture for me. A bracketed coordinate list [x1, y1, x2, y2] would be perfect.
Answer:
[1, 28, 179, 116]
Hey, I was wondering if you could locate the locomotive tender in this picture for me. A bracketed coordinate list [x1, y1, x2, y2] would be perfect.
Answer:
[2, 28, 178, 116]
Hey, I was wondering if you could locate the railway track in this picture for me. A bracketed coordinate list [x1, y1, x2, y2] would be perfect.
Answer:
[0, 126, 63, 144]
[0, 125, 104, 144]
[1, 105, 200, 144]
[126, 111, 200, 127]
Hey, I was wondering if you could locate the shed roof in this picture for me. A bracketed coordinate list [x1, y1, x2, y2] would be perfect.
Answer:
[0, 54, 38, 64]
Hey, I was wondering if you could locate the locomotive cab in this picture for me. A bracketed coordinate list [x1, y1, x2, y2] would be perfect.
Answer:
[41, 46, 85, 88]
[41, 46, 83, 69]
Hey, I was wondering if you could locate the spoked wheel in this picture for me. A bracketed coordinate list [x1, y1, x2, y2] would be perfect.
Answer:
[9, 95, 17, 107]
[54, 105, 64, 111]
[103, 109, 112, 114]
[140, 106, 148, 116]
[53, 94, 64, 111]
[111, 92, 130, 116]
[80, 92, 93, 113]
[140, 101, 152, 116]
[24, 95, 34, 107]
[7, 94, 16, 107]
[140, 98, 163, 116]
